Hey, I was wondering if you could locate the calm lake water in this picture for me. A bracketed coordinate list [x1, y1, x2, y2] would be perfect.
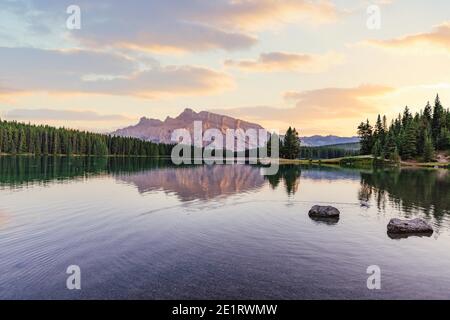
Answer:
[0, 156, 450, 299]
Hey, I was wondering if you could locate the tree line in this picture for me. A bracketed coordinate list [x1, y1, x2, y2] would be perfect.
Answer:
[0, 119, 173, 156]
[357, 95, 450, 162]
[299, 145, 360, 160]
[267, 127, 360, 160]
[266, 127, 302, 159]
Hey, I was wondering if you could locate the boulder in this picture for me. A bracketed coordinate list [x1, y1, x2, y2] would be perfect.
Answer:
[308, 205, 340, 218]
[387, 218, 433, 234]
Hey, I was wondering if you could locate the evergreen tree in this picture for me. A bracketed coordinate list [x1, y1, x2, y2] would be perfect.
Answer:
[372, 139, 382, 158]
[423, 132, 435, 162]
[358, 95, 449, 161]
[400, 123, 417, 159]
[0, 119, 173, 157]
[357, 120, 373, 155]
[432, 94, 444, 146]
[391, 146, 400, 163]
[282, 127, 301, 159]
[423, 101, 432, 125]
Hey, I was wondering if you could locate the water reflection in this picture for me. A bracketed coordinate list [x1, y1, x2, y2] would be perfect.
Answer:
[265, 165, 301, 195]
[0, 156, 170, 188]
[2, 156, 450, 299]
[117, 165, 266, 201]
[0, 209, 9, 228]
[360, 168, 450, 227]
[387, 231, 433, 240]
[1, 156, 449, 225]
[309, 215, 340, 225]
[0, 156, 304, 201]
[117, 163, 305, 201]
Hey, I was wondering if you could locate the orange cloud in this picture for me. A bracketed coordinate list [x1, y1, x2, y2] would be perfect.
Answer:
[224, 51, 343, 72]
[192, 0, 339, 30]
[366, 21, 450, 53]
[214, 84, 395, 135]
[284, 84, 394, 118]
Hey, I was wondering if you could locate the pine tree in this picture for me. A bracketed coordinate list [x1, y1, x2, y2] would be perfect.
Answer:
[432, 94, 444, 146]
[438, 127, 450, 150]
[402, 106, 413, 127]
[359, 95, 449, 161]
[282, 127, 300, 159]
[391, 146, 401, 163]
[423, 132, 435, 162]
[357, 120, 373, 155]
[0, 119, 173, 157]
[423, 101, 432, 125]
[400, 124, 417, 160]
[372, 139, 382, 158]
[384, 131, 397, 158]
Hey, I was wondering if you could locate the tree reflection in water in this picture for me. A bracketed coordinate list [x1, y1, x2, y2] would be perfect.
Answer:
[360, 168, 450, 227]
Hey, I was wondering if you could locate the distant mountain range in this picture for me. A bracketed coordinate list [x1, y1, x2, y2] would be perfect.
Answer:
[112, 108, 358, 147]
[299, 135, 359, 147]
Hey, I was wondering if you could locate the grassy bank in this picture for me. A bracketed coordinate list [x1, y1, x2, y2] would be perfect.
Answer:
[279, 155, 450, 169]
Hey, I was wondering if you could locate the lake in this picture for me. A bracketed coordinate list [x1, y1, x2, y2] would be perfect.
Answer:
[0, 156, 450, 299]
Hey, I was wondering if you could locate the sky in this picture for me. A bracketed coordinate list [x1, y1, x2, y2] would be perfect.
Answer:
[0, 0, 450, 136]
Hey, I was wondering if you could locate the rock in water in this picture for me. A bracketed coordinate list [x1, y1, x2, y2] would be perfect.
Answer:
[387, 218, 433, 234]
[308, 205, 340, 218]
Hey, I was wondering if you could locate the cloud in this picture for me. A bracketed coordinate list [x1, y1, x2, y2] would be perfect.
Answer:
[9, 0, 338, 53]
[4, 109, 131, 122]
[0, 47, 136, 76]
[83, 22, 257, 54]
[0, 47, 233, 97]
[224, 51, 343, 72]
[366, 21, 450, 53]
[214, 84, 395, 134]
[187, 0, 339, 30]
[283, 84, 394, 118]
[85, 65, 234, 98]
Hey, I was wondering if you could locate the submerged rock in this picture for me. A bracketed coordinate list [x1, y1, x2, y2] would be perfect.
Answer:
[387, 218, 433, 234]
[308, 205, 340, 218]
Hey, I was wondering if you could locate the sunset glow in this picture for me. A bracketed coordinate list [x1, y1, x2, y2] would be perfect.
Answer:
[1, 0, 449, 135]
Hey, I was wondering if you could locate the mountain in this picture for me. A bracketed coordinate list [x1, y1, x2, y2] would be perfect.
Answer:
[300, 135, 359, 147]
[112, 108, 359, 148]
[112, 108, 264, 145]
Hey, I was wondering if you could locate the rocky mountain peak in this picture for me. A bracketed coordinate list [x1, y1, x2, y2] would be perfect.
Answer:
[111, 108, 264, 144]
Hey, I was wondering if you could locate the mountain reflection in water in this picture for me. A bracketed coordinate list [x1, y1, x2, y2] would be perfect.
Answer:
[1, 156, 450, 299]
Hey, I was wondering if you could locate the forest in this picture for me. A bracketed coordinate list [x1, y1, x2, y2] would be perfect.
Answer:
[267, 127, 360, 160]
[0, 119, 173, 156]
[299, 143, 360, 160]
[357, 95, 450, 162]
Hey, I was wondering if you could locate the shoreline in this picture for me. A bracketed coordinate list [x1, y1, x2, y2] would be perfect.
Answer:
[278, 156, 450, 169]
[1, 153, 449, 168]
[0, 153, 167, 158]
